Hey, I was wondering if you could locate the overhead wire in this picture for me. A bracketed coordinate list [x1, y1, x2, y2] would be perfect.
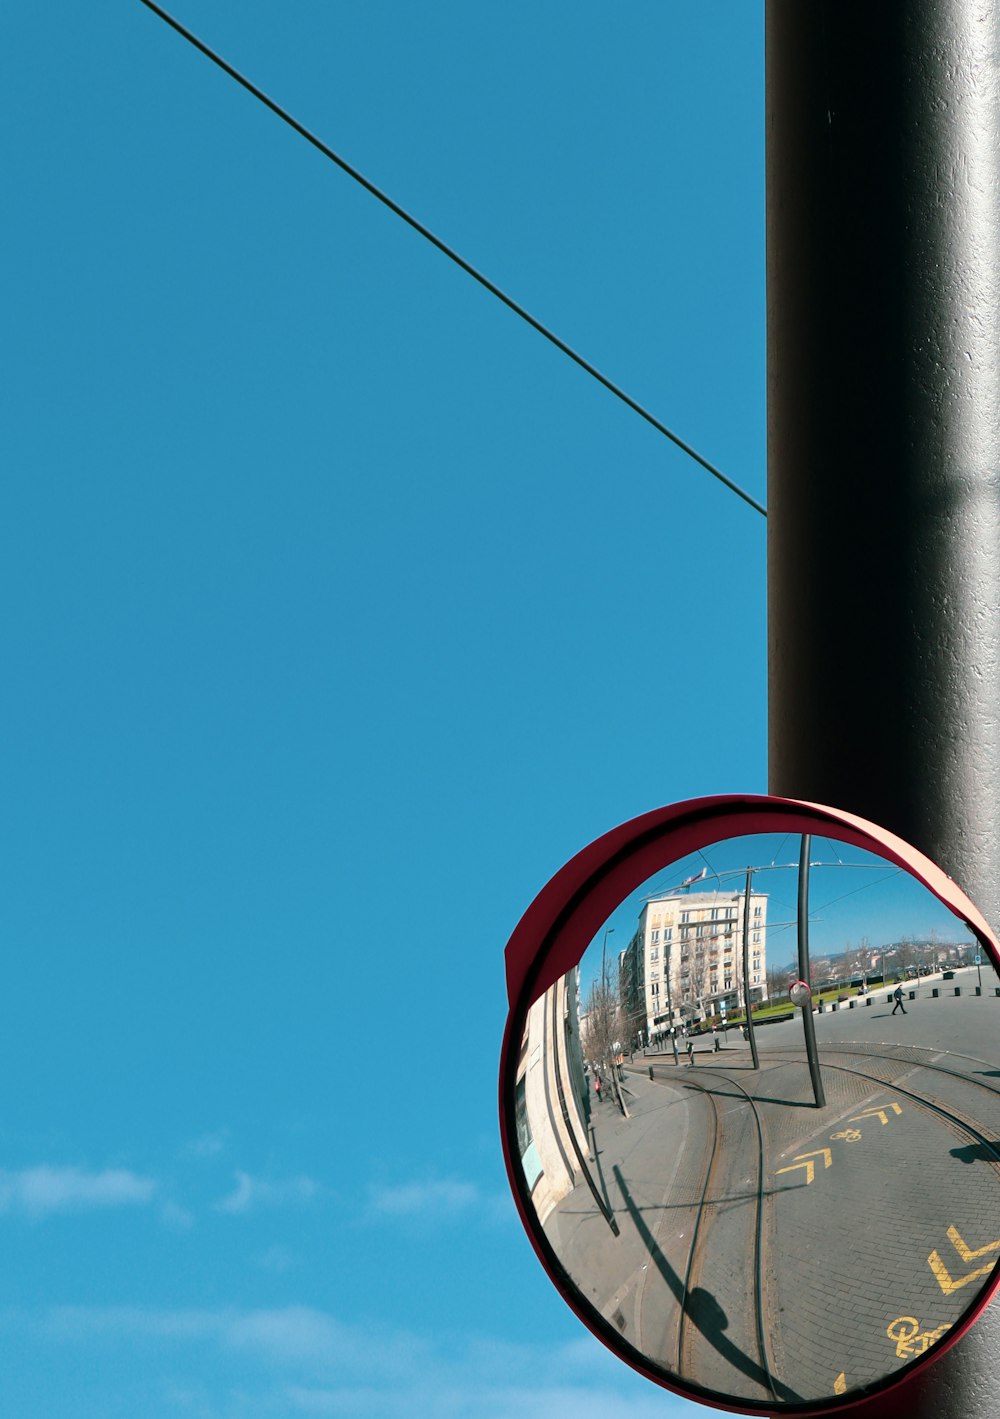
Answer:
[138, 0, 767, 519]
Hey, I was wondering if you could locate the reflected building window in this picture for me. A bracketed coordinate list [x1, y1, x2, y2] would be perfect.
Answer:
[633, 884, 769, 1042]
[515, 1078, 542, 1190]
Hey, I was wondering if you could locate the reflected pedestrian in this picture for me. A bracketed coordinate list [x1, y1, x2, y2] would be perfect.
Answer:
[712, 1027, 720, 1052]
[594, 1074, 603, 1103]
[686, 1039, 694, 1066]
[892, 984, 907, 1015]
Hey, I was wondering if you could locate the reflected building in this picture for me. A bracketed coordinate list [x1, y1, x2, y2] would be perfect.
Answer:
[513, 966, 591, 1225]
[622, 890, 769, 1042]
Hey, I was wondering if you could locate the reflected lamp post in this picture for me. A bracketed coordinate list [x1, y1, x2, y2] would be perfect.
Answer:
[796, 834, 825, 1108]
[600, 927, 616, 1096]
[741, 866, 760, 1069]
[600, 926, 615, 1055]
[664, 934, 679, 1064]
[601, 926, 614, 987]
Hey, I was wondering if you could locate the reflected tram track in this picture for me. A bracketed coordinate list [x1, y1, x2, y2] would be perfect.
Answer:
[641, 1045, 1000, 1403]
[773, 1043, 1000, 1101]
[767, 1045, 1000, 1160]
[819, 1059, 1000, 1162]
[646, 1062, 784, 1404]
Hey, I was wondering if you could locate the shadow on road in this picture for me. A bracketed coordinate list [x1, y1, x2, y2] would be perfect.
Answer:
[950, 1141, 1000, 1165]
[588, 1126, 616, 1218]
[611, 1163, 800, 1404]
[683, 1079, 819, 1110]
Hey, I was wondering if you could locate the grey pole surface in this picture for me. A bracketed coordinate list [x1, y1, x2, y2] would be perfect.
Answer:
[767, 2, 1000, 1414]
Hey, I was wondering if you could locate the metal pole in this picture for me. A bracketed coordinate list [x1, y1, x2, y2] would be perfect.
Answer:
[742, 867, 759, 1070]
[796, 834, 825, 1108]
[768, 2, 1000, 1412]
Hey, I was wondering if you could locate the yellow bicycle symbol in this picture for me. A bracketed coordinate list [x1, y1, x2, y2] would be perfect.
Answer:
[887, 1315, 950, 1358]
[830, 1128, 862, 1143]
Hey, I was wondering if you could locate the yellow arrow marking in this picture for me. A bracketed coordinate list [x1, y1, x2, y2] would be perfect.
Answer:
[928, 1224, 1000, 1294]
[848, 1102, 902, 1126]
[834, 1373, 846, 1395]
[947, 1224, 1000, 1262]
[928, 1251, 997, 1295]
[776, 1148, 832, 1185]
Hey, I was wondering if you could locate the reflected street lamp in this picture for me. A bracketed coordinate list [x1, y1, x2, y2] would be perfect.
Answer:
[601, 926, 615, 984]
[741, 866, 760, 1069]
[796, 834, 825, 1108]
[664, 935, 680, 1063]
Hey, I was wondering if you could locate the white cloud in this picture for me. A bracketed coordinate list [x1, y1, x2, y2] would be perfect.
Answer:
[33, 1304, 426, 1379]
[160, 1199, 195, 1231]
[255, 1244, 296, 1273]
[8, 1306, 728, 1419]
[364, 1176, 513, 1228]
[183, 1132, 227, 1160]
[282, 1381, 708, 1419]
[0, 1166, 155, 1217]
[215, 1171, 319, 1215]
[223, 1307, 369, 1368]
[366, 1178, 480, 1219]
[44, 1306, 219, 1344]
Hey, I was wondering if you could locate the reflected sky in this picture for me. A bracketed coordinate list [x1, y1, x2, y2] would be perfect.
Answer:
[581, 833, 976, 993]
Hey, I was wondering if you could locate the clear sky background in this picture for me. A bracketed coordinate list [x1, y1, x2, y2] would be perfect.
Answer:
[2, 4, 766, 1416]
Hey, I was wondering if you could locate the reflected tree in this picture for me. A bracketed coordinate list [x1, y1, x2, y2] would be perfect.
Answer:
[582, 969, 628, 1112]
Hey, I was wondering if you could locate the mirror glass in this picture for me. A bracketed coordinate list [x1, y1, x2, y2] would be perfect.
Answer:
[509, 831, 1000, 1410]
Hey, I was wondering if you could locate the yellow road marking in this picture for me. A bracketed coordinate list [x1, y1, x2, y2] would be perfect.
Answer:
[928, 1251, 996, 1295]
[833, 1372, 846, 1394]
[776, 1148, 832, 1186]
[947, 1224, 1000, 1262]
[928, 1224, 1000, 1294]
[888, 1315, 951, 1358]
[830, 1128, 862, 1142]
[849, 1102, 902, 1126]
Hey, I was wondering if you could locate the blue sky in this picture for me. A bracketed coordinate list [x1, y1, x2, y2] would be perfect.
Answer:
[2, 3, 766, 1415]
[581, 835, 978, 993]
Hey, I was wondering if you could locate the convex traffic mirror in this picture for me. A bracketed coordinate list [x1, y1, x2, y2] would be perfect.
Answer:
[499, 796, 1000, 1414]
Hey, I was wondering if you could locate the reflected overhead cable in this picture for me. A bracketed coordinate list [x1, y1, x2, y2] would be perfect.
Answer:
[138, 0, 768, 519]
